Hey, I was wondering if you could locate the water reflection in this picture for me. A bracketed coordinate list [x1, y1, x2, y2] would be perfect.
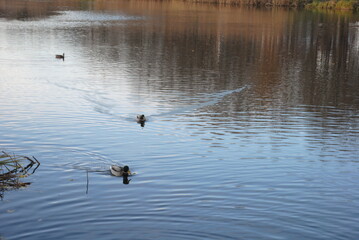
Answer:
[2, 0, 357, 110]
[0, 0, 76, 20]
[123, 172, 131, 184]
[0, 0, 357, 157]
[63, 2, 359, 108]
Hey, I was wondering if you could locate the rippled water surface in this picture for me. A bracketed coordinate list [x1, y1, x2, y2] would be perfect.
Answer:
[1, 0, 359, 239]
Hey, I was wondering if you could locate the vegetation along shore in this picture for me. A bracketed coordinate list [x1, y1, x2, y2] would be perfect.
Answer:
[184, 0, 358, 10]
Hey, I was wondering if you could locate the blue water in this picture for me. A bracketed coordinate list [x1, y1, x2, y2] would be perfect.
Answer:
[1, 1, 359, 239]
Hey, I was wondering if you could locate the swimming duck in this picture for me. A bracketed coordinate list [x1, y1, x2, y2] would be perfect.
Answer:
[137, 114, 146, 123]
[110, 165, 130, 177]
[56, 53, 65, 59]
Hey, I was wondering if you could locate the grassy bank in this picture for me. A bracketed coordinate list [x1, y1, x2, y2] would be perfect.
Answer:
[306, 0, 358, 10]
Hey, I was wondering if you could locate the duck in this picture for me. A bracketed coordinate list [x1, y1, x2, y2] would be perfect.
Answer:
[137, 114, 146, 123]
[56, 53, 65, 59]
[110, 165, 131, 177]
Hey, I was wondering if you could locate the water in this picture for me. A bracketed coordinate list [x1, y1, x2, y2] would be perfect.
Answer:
[1, 0, 359, 239]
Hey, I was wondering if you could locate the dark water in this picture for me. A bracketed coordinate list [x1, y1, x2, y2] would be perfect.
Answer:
[1, 0, 359, 239]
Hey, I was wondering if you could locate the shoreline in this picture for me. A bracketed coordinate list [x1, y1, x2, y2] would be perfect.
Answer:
[182, 0, 358, 10]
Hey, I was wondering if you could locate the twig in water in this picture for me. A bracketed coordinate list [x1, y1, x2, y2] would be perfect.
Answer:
[31, 156, 40, 174]
[86, 170, 89, 194]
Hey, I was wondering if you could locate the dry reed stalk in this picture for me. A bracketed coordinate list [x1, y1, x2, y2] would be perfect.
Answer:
[0, 151, 40, 199]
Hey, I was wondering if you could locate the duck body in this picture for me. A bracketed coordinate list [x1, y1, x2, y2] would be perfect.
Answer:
[56, 53, 65, 59]
[137, 114, 146, 123]
[110, 165, 130, 177]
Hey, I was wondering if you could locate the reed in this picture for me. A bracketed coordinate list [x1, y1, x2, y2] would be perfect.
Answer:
[0, 151, 40, 199]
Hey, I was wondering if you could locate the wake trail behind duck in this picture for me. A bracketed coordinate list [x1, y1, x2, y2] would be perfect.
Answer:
[66, 85, 249, 122]
[150, 85, 249, 118]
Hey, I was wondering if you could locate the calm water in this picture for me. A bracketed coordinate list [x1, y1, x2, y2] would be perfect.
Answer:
[1, 0, 359, 239]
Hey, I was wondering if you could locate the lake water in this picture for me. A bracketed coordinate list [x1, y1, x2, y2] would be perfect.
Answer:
[1, 0, 359, 239]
